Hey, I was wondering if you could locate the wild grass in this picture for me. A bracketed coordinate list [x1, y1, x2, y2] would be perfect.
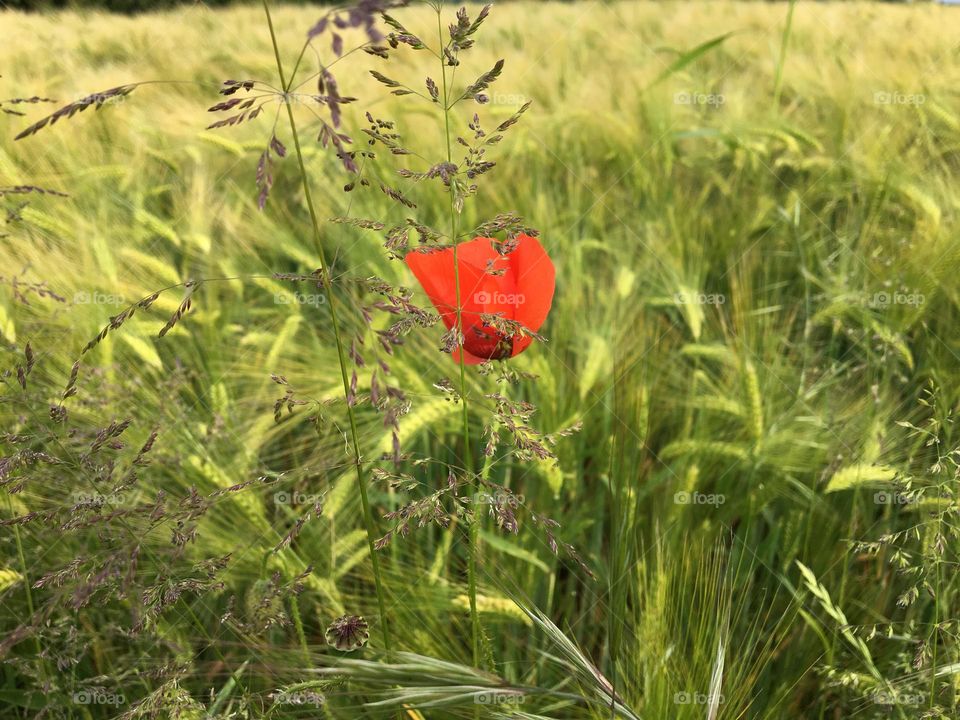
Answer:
[2, 1, 960, 718]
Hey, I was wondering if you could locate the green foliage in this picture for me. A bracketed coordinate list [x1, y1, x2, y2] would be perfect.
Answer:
[1, 1, 959, 718]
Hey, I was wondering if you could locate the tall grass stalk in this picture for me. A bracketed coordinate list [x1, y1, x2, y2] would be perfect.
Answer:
[261, 0, 391, 650]
[6, 495, 48, 685]
[930, 508, 942, 711]
[772, 0, 795, 110]
[434, 0, 482, 670]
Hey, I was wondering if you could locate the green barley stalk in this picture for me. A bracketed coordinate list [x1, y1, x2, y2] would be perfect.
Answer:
[261, 0, 391, 650]
[434, 0, 482, 670]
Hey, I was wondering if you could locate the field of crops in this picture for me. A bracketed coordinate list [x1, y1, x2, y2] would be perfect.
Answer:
[2, 1, 960, 717]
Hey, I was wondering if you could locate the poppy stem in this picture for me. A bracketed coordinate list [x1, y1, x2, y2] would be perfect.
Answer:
[437, 2, 483, 673]
[261, 0, 392, 652]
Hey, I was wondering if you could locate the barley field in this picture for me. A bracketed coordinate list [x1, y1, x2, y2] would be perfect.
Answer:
[2, 1, 960, 718]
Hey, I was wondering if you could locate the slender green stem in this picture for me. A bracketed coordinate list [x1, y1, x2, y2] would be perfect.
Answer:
[930, 506, 942, 710]
[608, 413, 621, 719]
[7, 495, 49, 686]
[261, 0, 391, 651]
[289, 595, 310, 663]
[436, 3, 481, 669]
[288, 40, 311, 89]
[772, 0, 795, 111]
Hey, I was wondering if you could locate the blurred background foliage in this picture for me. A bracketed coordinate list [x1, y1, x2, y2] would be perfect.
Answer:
[1, 0, 924, 15]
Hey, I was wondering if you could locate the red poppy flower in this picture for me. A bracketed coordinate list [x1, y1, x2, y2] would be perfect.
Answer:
[405, 233, 555, 364]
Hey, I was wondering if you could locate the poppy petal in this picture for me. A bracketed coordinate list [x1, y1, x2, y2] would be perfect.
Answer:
[406, 235, 553, 364]
[508, 233, 555, 333]
[509, 334, 534, 358]
[455, 236, 505, 274]
[405, 246, 493, 329]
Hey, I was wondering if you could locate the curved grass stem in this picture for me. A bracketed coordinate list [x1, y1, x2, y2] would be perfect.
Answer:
[261, 0, 391, 651]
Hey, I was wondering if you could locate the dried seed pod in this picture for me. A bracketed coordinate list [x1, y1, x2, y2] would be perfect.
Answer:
[325, 615, 369, 652]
